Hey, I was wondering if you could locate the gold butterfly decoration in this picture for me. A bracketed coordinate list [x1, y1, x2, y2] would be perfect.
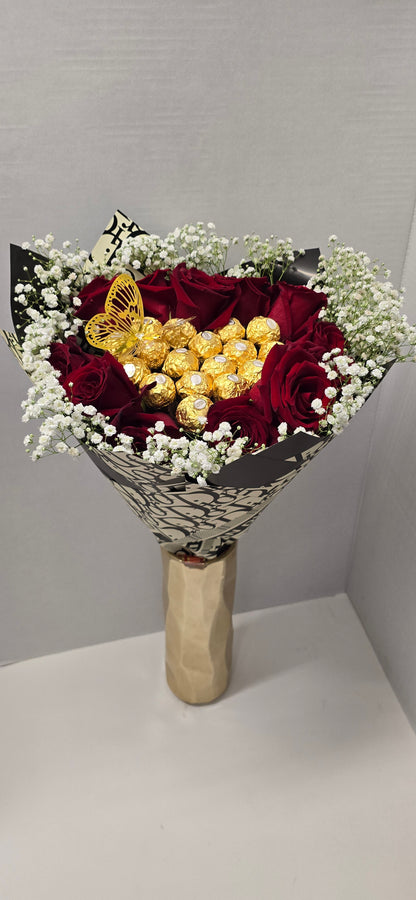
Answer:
[84, 274, 144, 360]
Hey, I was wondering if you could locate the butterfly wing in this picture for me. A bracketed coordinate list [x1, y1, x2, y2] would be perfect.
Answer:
[84, 274, 144, 357]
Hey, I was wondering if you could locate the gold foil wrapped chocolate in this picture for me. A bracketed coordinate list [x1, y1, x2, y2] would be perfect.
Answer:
[216, 317, 245, 342]
[189, 330, 223, 360]
[162, 318, 197, 349]
[122, 357, 151, 385]
[201, 354, 237, 378]
[212, 372, 249, 401]
[222, 339, 257, 365]
[141, 316, 163, 340]
[176, 370, 213, 399]
[141, 372, 176, 408]
[138, 338, 170, 368]
[238, 358, 264, 387]
[163, 348, 199, 379]
[258, 340, 282, 361]
[246, 316, 281, 344]
[176, 395, 213, 431]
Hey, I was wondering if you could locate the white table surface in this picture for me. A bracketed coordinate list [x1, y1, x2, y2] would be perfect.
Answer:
[1, 593, 416, 900]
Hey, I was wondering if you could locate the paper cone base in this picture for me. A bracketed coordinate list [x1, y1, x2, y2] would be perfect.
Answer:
[161, 543, 237, 704]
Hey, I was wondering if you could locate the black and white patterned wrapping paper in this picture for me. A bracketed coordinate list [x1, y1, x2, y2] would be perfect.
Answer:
[86, 432, 330, 559]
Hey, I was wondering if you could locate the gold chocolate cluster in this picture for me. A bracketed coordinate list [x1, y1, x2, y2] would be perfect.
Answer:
[120, 315, 282, 432]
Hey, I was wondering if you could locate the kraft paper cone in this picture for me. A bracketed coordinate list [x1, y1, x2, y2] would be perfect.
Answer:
[161, 543, 237, 704]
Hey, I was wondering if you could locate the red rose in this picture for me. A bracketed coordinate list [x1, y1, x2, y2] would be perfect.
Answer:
[232, 276, 275, 326]
[206, 395, 276, 450]
[49, 335, 90, 381]
[170, 263, 240, 331]
[134, 270, 176, 323]
[62, 352, 137, 416]
[268, 282, 327, 341]
[254, 343, 332, 430]
[110, 399, 180, 451]
[296, 317, 345, 360]
[76, 276, 117, 320]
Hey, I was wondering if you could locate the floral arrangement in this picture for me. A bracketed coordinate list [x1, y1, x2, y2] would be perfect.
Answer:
[11, 222, 416, 483]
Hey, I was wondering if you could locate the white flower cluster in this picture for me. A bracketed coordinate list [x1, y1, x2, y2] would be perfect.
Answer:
[142, 421, 248, 484]
[115, 222, 238, 276]
[310, 238, 416, 367]
[16, 237, 132, 460]
[301, 237, 416, 436]
[311, 348, 376, 435]
[227, 235, 303, 281]
[17, 234, 118, 323]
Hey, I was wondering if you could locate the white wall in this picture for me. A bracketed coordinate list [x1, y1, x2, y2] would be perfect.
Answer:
[1, 0, 416, 662]
[348, 202, 416, 729]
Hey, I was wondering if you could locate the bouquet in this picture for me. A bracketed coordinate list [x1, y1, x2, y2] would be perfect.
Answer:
[3, 211, 415, 703]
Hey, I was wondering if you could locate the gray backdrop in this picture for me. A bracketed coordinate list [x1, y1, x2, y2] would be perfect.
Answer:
[348, 205, 416, 727]
[1, 1, 415, 723]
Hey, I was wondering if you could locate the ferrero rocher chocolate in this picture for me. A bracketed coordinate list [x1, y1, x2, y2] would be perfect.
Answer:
[138, 338, 170, 368]
[212, 372, 249, 401]
[162, 348, 199, 379]
[246, 316, 281, 344]
[216, 317, 245, 342]
[176, 395, 213, 431]
[222, 339, 257, 365]
[141, 316, 164, 340]
[122, 357, 151, 385]
[189, 330, 223, 360]
[258, 340, 282, 361]
[162, 318, 197, 348]
[238, 358, 264, 387]
[201, 354, 237, 378]
[176, 370, 213, 399]
[141, 372, 176, 408]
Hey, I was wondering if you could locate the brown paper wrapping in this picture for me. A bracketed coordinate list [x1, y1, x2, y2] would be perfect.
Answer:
[161, 543, 237, 704]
